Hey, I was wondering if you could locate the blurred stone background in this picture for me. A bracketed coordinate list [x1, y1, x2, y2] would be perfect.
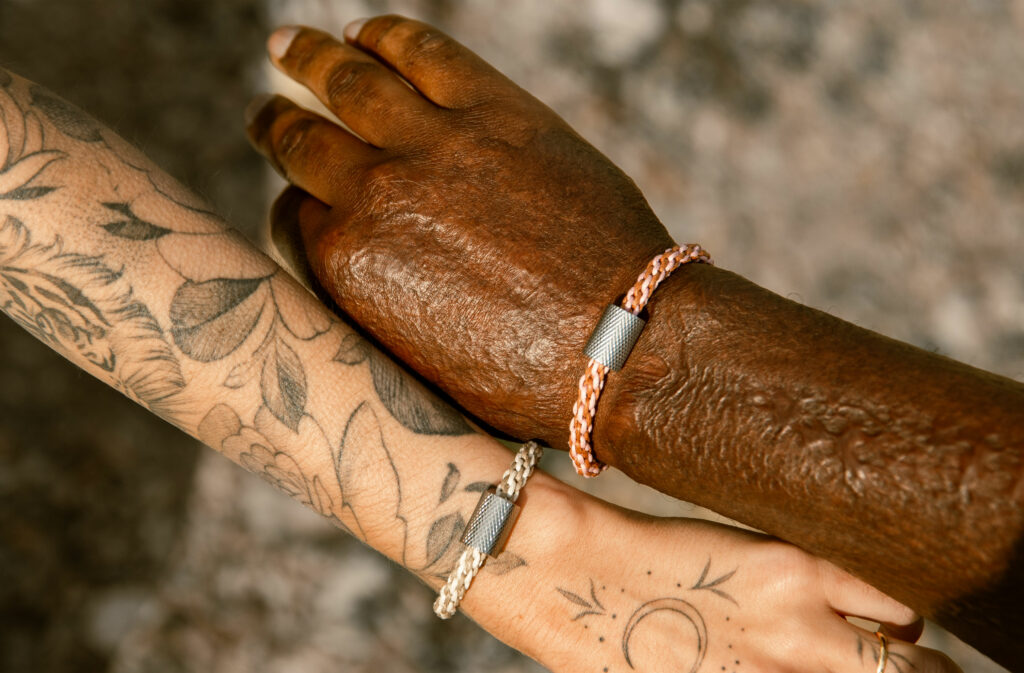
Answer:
[0, 0, 1021, 671]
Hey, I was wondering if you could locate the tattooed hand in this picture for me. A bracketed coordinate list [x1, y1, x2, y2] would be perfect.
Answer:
[542, 515, 962, 673]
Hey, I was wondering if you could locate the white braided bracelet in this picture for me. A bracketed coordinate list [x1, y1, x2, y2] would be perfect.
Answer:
[433, 440, 543, 619]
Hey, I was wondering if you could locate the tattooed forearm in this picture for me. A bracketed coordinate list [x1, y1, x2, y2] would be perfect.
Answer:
[0, 67, 520, 582]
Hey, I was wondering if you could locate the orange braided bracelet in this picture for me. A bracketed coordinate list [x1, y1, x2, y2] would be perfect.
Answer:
[569, 244, 712, 477]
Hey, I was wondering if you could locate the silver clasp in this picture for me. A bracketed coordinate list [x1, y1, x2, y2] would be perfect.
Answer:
[460, 486, 520, 558]
[583, 304, 646, 370]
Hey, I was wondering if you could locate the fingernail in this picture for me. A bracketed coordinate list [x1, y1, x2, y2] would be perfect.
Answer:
[244, 93, 275, 127]
[344, 18, 368, 42]
[268, 26, 301, 60]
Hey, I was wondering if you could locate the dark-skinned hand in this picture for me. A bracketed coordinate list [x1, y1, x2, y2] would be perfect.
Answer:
[245, 15, 678, 450]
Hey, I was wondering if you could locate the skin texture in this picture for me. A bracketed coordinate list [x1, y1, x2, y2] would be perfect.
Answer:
[0, 64, 967, 673]
[246, 16, 1024, 669]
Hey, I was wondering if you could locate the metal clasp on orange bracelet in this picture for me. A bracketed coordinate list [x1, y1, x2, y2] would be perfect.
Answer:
[569, 244, 712, 477]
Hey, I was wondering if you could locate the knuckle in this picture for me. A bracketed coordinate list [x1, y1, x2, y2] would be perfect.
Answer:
[362, 159, 408, 202]
[291, 31, 337, 74]
[362, 14, 406, 48]
[276, 115, 316, 164]
[402, 27, 454, 64]
[325, 60, 380, 108]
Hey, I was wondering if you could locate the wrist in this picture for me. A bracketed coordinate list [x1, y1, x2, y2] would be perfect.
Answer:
[591, 260, 716, 478]
[457, 472, 608, 665]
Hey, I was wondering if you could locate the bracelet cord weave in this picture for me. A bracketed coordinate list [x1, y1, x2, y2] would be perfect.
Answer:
[433, 441, 544, 619]
[569, 244, 712, 477]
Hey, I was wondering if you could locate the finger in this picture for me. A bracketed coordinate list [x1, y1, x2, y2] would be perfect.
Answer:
[343, 14, 519, 109]
[268, 25, 439, 147]
[245, 93, 378, 204]
[820, 561, 921, 639]
[838, 623, 963, 673]
[267, 186, 345, 313]
[268, 185, 328, 286]
[879, 617, 925, 645]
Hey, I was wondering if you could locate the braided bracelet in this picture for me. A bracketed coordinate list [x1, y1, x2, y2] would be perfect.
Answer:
[434, 440, 543, 619]
[569, 244, 712, 477]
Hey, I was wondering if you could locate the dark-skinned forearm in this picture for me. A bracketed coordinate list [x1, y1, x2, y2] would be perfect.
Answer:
[591, 262, 1024, 668]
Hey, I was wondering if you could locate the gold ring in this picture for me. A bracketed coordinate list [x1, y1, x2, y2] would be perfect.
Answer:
[874, 630, 889, 673]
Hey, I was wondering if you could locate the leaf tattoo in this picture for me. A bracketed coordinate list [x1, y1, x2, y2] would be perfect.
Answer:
[368, 356, 473, 436]
[558, 589, 592, 608]
[169, 276, 268, 362]
[483, 552, 527, 576]
[333, 332, 370, 365]
[29, 84, 104, 143]
[439, 462, 460, 504]
[334, 402, 409, 557]
[557, 579, 607, 620]
[2, 186, 57, 200]
[425, 512, 465, 570]
[260, 338, 307, 431]
[333, 333, 473, 436]
[691, 558, 739, 605]
[100, 202, 171, 240]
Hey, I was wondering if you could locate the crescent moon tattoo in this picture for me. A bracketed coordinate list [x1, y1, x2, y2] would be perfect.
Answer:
[621, 597, 708, 672]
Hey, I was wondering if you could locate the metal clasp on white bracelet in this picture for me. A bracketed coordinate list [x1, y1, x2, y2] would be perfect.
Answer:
[433, 440, 543, 619]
